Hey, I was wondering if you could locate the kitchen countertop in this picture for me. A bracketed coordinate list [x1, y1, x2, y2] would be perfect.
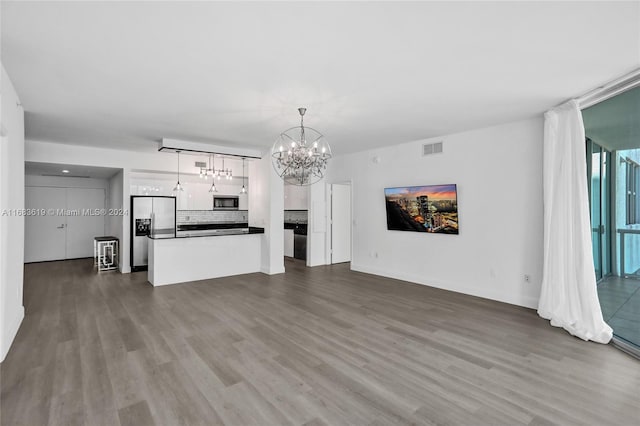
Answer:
[177, 222, 249, 231]
[148, 227, 264, 239]
[148, 225, 264, 286]
[284, 222, 308, 235]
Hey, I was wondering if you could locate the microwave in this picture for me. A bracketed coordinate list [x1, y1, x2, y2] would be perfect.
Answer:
[213, 196, 239, 210]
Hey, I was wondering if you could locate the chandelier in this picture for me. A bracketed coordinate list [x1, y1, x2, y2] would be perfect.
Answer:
[271, 107, 332, 186]
[200, 154, 233, 181]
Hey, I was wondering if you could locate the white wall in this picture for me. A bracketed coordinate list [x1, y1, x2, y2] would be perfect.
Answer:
[25, 175, 108, 190]
[326, 117, 544, 309]
[1, 65, 25, 362]
[248, 155, 284, 274]
[284, 184, 308, 210]
[107, 170, 124, 270]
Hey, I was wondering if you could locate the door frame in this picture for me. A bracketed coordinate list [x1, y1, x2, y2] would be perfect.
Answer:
[326, 180, 353, 265]
[586, 138, 614, 281]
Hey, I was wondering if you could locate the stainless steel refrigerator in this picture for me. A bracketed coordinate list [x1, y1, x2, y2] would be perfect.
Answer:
[130, 196, 176, 272]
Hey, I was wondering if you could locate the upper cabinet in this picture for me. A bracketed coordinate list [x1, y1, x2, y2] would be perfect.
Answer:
[284, 184, 309, 210]
[238, 194, 248, 210]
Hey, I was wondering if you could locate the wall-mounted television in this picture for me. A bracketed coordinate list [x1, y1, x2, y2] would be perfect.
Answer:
[384, 184, 459, 234]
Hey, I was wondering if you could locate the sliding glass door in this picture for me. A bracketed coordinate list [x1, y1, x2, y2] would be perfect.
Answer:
[587, 139, 612, 280]
[584, 85, 640, 356]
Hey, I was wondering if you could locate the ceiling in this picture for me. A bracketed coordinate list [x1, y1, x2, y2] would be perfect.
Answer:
[2, 1, 639, 156]
[583, 85, 640, 151]
[25, 162, 121, 179]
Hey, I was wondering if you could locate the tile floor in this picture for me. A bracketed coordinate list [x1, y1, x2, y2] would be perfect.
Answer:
[597, 276, 640, 348]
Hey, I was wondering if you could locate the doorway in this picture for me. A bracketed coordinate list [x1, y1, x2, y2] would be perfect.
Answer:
[330, 183, 351, 264]
[25, 186, 106, 262]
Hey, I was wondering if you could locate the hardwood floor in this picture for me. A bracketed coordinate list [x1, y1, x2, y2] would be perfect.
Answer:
[2, 258, 639, 426]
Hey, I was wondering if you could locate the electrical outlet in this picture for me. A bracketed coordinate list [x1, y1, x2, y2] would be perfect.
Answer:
[524, 274, 531, 283]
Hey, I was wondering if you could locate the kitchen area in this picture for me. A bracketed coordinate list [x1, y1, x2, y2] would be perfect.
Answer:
[124, 141, 320, 286]
[283, 184, 309, 263]
[129, 151, 266, 285]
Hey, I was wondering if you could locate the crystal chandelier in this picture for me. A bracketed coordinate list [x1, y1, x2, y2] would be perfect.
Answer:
[200, 154, 233, 181]
[271, 107, 332, 186]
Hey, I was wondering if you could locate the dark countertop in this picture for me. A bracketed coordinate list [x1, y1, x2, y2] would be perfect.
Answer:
[177, 222, 249, 231]
[284, 222, 308, 235]
[148, 227, 264, 239]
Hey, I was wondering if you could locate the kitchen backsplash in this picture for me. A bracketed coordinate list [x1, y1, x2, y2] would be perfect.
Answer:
[284, 210, 308, 224]
[177, 210, 248, 224]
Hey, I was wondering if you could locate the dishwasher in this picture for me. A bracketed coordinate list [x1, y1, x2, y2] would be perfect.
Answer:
[294, 232, 307, 261]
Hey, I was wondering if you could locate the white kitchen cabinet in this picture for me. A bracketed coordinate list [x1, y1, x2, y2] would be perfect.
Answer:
[239, 193, 248, 210]
[284, 229, 294, 257]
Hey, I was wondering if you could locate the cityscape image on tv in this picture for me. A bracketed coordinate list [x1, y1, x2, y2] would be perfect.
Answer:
[384, 184, 459, 234]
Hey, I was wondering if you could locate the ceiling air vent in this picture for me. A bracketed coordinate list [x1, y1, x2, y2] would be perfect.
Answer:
[422, 141, 443, 156]
[195, 161, 207, 168]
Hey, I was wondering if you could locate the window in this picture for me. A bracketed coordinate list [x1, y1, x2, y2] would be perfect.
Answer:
[625, 158, 640, 224]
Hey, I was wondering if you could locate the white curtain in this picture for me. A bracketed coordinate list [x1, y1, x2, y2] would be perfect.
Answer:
[538, 100, 612, 344]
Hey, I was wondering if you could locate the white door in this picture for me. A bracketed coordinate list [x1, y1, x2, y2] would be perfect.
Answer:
[66, 188, 105, 259]
[331, 183, 351, 264]
[25, 187, 67, 262]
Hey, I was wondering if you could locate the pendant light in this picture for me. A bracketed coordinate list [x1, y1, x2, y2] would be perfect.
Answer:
[173, 151, 184, 192]
[271, 107, 332, 185]
[240, 157, 247, 194]
[208, 154, 218, 192]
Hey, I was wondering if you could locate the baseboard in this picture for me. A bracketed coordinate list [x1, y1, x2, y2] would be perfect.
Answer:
[350, 262, 539, 310]
[25, 256, 92, 264]
[261, 265, 285, 275]
[1, 305, 25, 363]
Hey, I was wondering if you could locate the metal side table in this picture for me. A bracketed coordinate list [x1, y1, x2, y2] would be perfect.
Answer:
[94, 236, 119, 272]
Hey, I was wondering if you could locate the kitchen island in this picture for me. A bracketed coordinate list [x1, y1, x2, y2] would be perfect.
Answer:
[147, 227, 264, 286]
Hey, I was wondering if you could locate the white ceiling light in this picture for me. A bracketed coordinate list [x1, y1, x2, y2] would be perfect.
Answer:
[271, 108, 332, 186]
[62, 169, 70, 173]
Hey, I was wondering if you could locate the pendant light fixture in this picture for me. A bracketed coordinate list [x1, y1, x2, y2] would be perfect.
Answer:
[221, 158, 232, 180]
[208, 154, 218, 193]
[173, 150, 184, 192]
[271, 107, 332, 186]
[240, 157, 247, 194]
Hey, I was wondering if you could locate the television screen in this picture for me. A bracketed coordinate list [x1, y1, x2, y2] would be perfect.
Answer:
[384, 184, 459, 234]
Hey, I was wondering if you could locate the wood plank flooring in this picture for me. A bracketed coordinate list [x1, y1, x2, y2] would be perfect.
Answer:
[2, 258, 639, 425]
